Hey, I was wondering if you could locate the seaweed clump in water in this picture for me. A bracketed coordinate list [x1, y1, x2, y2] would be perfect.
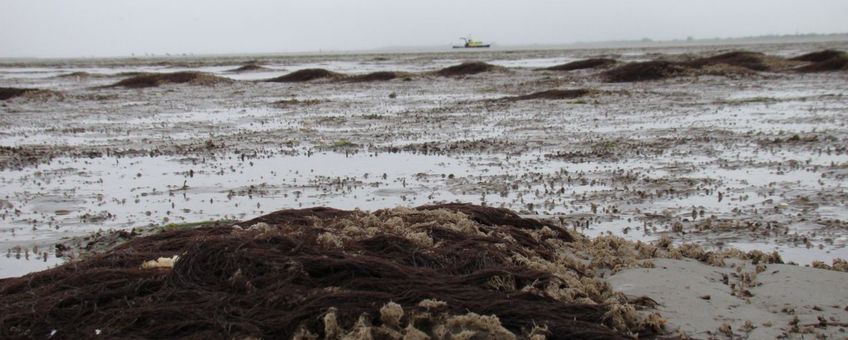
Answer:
[0, 87, 62, 101]
[602, 60, 688, 82]
[436, 62, 502, 76]
[792, 50, 848, 73]
[545, 58, 617, 71]
[0, 204, 665, 339]
[266, 68, 344, 82]
[345, 71, 408, 82]
[110, 71, 232, 88]
[503, 89, 594, 101]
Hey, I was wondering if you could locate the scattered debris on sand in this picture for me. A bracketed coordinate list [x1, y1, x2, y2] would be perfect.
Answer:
[544, 58, 617, 71]
[503, 88, 594, 101]
[266, 68, 345, 82]
[0, 145, 61, 170]
[435, 62, 503, 77]
[602, 60, 688, 82]
[0, 204, 665, 339]
[0, 87, 63, 101]
[271, 98, 325, 108]
[609, 258, 848, 338]
[109, 71, 232, 88]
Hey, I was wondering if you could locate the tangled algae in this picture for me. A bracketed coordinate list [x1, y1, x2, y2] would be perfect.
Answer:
[544, 58, 617, 72]
[267, 68, 345, 82]
[503, 89, 594, 102]
[435, 62, 503, 77]
[345, 71, 411, 82]
[1, 204, 669, 339]
[602, 61, 687, 82]
[0, 87, 63, 101]
[110, 71, 232, 88]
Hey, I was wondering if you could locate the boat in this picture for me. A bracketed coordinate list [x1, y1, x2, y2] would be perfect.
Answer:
[452, 36, 491, 49]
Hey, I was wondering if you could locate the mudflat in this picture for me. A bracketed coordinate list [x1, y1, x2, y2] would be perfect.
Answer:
[1, 40, 847, 338]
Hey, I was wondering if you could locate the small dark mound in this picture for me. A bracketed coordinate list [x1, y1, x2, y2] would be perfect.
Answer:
[110, 71, 230, 88]
[0, 87, 32, 100]
[0, 87, 61, 101]
[790, 49, 846, 63]
[114, 71, 147, 78]
[796, 55, 848, 73]
[56, 71, 93, 78]
[228, 64, 268, 72]
[503, 89, 593, 102]
[686, 51, 772, 71]
[545, 58, 617, 71]
[602, 60, 688, 82]
[346, 71, 403, 82]
[266, 68, 344, 82]
[436, 62, 500, 77]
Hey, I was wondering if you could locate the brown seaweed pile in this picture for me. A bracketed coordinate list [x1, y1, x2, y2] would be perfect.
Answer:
[55, 71, 95, 79]
[1, 87, 39, 100]
[792, 50, 848, 73]
[0, 87, 63, 101]
[267, 68, 345, 82]
[228, 64, 269, 72]
[602, 61, 687, 82]
[797, 56, 848, 72]
[545, 59, 616, 71]
[602, 50, 803, 82]
[110, 72, 232, 88]
[0, 204, 668, 339]
[790, 49, 846, 63]
[503, 89, 593, 101]
[684, 51, 774, 71]
[345, 71, 409, 82]
[435, 62, 502, 77]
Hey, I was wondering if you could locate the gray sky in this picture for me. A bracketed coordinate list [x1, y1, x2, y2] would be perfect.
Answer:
[2, 0, 847, 58]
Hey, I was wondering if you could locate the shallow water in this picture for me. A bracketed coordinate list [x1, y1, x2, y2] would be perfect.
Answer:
[2, 42, 848, 277]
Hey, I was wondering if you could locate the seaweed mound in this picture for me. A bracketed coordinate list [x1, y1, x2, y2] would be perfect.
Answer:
[545, 58, 617, 71]
[110, 72, 231, 88]
[790, 49, 846, 63]
[792, 50, 848, 72]
[346, 71, 405, 82]
[0, 204, 662, 339]
[228, 64, 268, 72]
[267, 68, 344, 82]
[504, 89, 593, 101]
[796, 55, 848, 72]
[685, 51, 773, 71]
[602, 61, 687, 82]
[56, 71, 93, 79]
[0, 87, 62, 101]
[436, 62, 501, 77]
[1, 87, 36, 100]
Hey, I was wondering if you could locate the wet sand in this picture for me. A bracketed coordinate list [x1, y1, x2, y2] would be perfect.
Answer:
[609, 258, 848, 338]
[3, 41, 848, 277]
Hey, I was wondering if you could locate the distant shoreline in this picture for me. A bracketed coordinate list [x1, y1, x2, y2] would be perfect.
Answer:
[2, 32, 847, 62]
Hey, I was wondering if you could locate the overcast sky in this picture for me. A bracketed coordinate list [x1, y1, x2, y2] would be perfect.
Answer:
[2, 0, 847, 58]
